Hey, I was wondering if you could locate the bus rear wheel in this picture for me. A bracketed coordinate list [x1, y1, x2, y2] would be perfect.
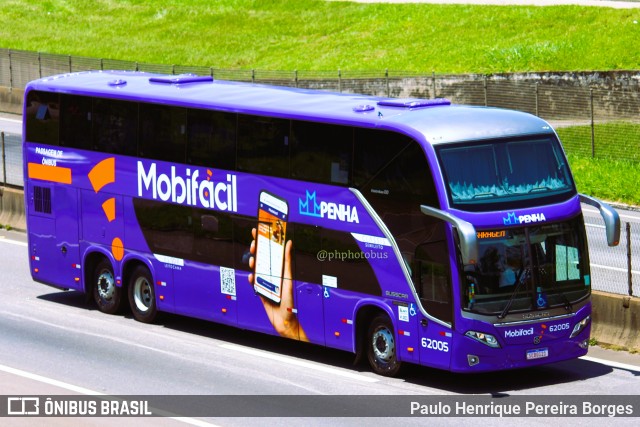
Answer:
[366, 314, 402, 377]
[93, 259, 122, 314]
[128, 266, 157, 323]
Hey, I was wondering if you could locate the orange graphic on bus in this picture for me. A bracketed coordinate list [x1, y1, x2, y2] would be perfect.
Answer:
[27, 163, 72, 184]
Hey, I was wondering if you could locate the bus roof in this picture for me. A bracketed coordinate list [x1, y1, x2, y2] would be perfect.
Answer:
[26, 70, 554, 145]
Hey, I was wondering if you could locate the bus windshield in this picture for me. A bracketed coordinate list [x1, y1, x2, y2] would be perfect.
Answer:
[437, 136, 574, 211]
[464, 216, 590, 316]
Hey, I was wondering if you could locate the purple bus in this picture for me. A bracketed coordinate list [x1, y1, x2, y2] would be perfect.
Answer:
[23, 71, 619, 375]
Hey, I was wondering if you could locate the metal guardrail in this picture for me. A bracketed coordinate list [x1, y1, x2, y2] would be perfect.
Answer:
[585, 210, 640, 297]
[2, 48, 640, 161]
[0, 132, 21, 187]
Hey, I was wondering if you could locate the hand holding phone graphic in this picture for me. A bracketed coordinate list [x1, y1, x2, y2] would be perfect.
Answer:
[253, 191, 288, 304]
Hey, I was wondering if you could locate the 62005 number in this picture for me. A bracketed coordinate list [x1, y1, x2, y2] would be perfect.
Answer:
[421, 338, 449, 352]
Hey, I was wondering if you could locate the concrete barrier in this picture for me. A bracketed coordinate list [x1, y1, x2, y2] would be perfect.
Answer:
[591, 290, 640, 352]
[0, 87, 24, 115]
[0, 186, 26, 231]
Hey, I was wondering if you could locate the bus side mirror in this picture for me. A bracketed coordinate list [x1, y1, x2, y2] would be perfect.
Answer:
[579, 194, 620, 247]
[420, 205, 478, 265]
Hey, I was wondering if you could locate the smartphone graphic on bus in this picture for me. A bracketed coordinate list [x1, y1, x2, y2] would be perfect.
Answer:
[253, 191, 289, 304]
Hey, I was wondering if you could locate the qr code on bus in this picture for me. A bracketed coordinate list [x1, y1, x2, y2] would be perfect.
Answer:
[220, 267, 236, 296]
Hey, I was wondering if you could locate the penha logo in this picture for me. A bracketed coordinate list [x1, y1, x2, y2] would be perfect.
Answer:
[503, 211, 546, 225]
[299, 190, 359, 223]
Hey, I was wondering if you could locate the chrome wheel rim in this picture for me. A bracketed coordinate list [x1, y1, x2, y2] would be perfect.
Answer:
[133, 277, 153, 312]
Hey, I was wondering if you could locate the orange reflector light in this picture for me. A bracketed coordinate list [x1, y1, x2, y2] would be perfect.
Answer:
[74, 277, 80, 282]
[334, 331, 340, 337]
[222, 308, 227, 313]
[159, 295, 164, 301]
[34, 268, 39, 273]
[407, 347, 414, 353]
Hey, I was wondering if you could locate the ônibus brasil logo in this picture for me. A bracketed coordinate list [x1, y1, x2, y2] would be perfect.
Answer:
[137, 161, 238, 212]
[299, 190, 359, 223]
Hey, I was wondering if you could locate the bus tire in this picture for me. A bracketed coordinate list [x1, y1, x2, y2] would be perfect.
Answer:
[366, 314, 402, 377]
[93, 259, 122, 314]
[128, 266, 157, 324]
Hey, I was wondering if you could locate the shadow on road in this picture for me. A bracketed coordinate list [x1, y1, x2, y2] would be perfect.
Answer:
[38, 289, 613, 394]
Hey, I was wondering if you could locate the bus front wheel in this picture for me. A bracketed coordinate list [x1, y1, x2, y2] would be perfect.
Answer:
[128, 266, 157, 324]
[93, 259, 122, 314]
[366, 314, 402, 377]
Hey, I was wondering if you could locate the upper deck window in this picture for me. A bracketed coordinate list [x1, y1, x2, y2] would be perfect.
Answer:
[436, 136, 575, 211]
[25, 90, 60, 146]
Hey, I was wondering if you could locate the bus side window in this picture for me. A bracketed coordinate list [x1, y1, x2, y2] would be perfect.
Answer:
[321, 229, 382, 296]
[415, 236, 453, 324]
[192, 208, 235, 267]
[353, 129, 410, 192]
[353, 130, 438, 206]
[93, 98, 138, 156]
[236, 115, 289, 178]
[25, 90, 60, 146]
[133, 198, 194, 258]
[290, 121, 352, 185]
[60, 94, 92, 149]
[139, 103, 186, 162]
[187, 109, 237, 170]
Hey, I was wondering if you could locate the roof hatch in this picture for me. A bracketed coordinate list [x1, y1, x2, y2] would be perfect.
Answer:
[377, 98, 451, 108]
[148, 74, 214, 84]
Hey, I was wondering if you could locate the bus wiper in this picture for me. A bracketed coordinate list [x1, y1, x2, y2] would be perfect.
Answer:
[546, 276, 573, 312]
[528, 186, 551, 193]
[557, 289, 573, 312]
[498, 268, 530, 319]
[472, 192, 499, 199]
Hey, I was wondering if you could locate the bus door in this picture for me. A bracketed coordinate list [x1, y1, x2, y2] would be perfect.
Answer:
[292, 224, 325, 345]
[28, 183, 81, 290]
[414, 238, 454, 370]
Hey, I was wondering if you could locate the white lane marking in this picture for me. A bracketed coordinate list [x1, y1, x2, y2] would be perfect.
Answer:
[585, 223, 605, 229]
[0, 363, 220, 426]
[0, 118, 22, 124]
[220, 343, 379, 383]
[580, 356, 640, 373]
[582, 206, 640, 222]
[590, 263, 640, 275]
[0, 363, 104, 395]
[0, 236, 28, 247]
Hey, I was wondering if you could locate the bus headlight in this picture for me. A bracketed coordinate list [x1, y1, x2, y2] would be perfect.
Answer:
[570, 315, 591, 338]
[465, 331, 501, 348]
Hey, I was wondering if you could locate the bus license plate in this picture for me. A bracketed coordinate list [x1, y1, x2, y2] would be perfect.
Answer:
[526, 348, 549, 360]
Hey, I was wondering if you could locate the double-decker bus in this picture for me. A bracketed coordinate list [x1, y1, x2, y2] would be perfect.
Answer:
[23, 71, 619, 375]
